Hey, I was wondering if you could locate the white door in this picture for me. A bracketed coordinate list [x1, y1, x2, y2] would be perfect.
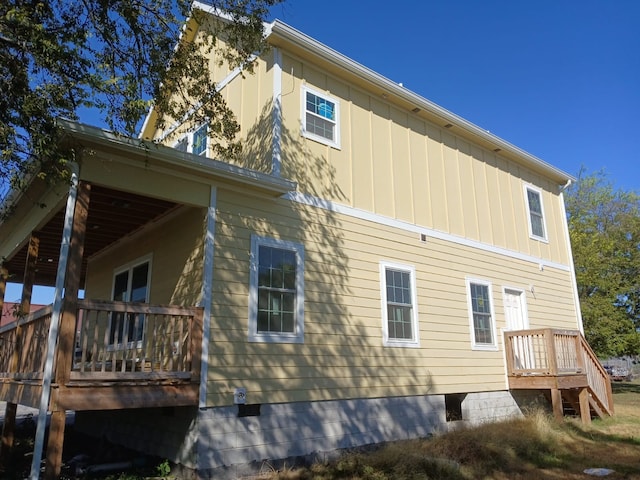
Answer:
[503, 288, 532, 369]
[504, 289, 528, 331]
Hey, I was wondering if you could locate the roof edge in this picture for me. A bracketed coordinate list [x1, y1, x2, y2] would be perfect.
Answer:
[268, 20, 574, 184]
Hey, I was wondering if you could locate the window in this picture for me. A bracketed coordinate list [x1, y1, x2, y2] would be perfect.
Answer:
[301, 86, 340, 148]
[465, 278, 497, 350]
[524, 185, 547, 241]
[380, 261, 420, 347]
[248, 235, 304, 343]
[109, 256, 152, 347]
[173, 124, 208, 156]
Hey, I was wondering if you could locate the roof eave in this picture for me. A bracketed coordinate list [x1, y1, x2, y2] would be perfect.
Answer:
[268, 20, 574, 185]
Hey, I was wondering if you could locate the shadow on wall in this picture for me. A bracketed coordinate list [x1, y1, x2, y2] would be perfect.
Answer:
[201, 101, 438, 469]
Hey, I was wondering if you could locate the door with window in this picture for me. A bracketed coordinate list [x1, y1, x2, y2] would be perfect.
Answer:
[503, 288, 533, 369]
[110, 259, 151, 347]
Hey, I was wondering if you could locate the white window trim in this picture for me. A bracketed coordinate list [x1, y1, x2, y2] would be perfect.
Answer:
[379, 261, 420, 348]
[301, 85, 341, 149]
[523, 184, 548, 243]
[465, 277, 498, 351]
[108, 253, 153, 351]
[173, 123, 208, 156]
[248, 235, 305, 344]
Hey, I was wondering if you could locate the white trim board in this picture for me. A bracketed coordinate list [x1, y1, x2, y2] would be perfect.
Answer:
[282, 191, 571, 273]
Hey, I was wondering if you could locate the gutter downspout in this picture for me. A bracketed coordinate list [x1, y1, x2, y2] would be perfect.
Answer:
[559, 179, 584, 334]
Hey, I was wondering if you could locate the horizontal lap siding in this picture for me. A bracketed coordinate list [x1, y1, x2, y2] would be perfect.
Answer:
[205, 190, 577, 407]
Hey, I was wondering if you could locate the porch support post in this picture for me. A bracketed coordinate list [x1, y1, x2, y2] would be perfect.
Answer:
[550, 387, 564, 422]
[0, 265, 15, 471]
[578, 387, 591, 425]
[44, 181, 90, 479]
[1, 235, 38, 470]
[29, 169, 78, 480]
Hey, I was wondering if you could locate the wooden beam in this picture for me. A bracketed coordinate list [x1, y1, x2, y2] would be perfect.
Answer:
[579, 388, 591, 425]
[550, 388, 564, 422]
[0, 265, 12, 472]
[45, 182, 90, 480]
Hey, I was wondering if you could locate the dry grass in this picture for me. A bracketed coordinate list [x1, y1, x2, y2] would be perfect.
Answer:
[265, 382, 640, 480]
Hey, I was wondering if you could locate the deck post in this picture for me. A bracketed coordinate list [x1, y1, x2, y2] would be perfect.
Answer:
[578, 387, 591, 425]
[550, 387, 564, 422]
[0, 265, 15, 471]
[44, 182, 90, 480]
[1, 235, 38, 469]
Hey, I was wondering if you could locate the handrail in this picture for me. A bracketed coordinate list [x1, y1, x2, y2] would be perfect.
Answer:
[0, 300, 203, 384]
[504, 328, 614, 417]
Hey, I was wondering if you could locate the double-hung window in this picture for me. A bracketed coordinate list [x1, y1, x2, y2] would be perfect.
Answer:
[380, 261, 420, 347]
[465, 278, 497, 350]
[248, 235, 305, 343]
[301, 86, 340, 149]
[173, 124, 208, 156]
[524, 185, 547, 241]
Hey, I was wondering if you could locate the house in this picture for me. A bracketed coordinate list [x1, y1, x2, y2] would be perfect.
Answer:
[0, 4, 613, 479]
[0, 301, 46, 328]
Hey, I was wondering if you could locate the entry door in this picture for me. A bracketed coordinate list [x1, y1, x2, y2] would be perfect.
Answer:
[503, 288, 532, 369]
[110, 260, 150, 347]
[504, 289, 528, 331]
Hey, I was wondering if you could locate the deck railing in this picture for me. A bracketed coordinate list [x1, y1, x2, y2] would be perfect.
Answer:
[0, 306, 53, 378]
[504, 328, 613, 416]
[0, 300, 202, 383]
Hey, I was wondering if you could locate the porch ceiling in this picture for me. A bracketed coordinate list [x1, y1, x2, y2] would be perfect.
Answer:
[4, 184, 178, 288]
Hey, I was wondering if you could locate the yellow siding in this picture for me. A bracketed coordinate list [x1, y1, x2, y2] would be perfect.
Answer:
[85, 207, 205, 306]
[205, 189, 578, 407]
[254, 50, 572, 267]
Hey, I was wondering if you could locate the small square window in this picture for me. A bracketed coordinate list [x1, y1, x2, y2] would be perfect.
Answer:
[380, 261, 420, 347]
[249, 236, 305, 343]
[301, 86, 340, 149]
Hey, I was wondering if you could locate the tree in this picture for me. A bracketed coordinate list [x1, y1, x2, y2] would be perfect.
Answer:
[565, 169, 640, 357]
[0, 0, 282, 195]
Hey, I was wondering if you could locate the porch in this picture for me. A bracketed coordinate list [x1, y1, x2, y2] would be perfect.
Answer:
[504, 328, 614, 423]
[0, 299, 203, 411]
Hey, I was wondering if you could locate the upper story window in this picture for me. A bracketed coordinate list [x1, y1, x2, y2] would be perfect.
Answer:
[248, 235, 305, 343]
[173, 124, 208, 156]
[301, 86, 340, 149]
[379, 261, 420, 347]
[524, 185, 547, 241]
[465, 278, 498, 351]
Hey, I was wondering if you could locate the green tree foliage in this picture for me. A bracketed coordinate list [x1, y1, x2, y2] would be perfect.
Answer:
[565, 169, 640, 357]
[0, 0, 282, 193]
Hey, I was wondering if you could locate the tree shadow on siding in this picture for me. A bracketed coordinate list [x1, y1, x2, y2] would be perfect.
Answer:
[201, 102, 440, 470]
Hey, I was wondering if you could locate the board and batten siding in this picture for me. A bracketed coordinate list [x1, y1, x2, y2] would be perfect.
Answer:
[275, 52, 569, 266]
[205, 188, 577, 407]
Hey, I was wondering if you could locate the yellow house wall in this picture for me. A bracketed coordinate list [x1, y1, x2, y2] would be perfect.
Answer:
[205, 189, 577, 407]
[84, 207, 205, 305]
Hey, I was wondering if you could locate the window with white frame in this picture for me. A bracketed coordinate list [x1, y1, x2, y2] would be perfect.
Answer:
[524, 185, 547, 241]
[109, 255, 152, 348]
[301, 86, 340, 148]
[465, 278, 497, 350]
[380, 261, 420, 347]
[173, 124, 208, 156]
[248, 235, 305, 343]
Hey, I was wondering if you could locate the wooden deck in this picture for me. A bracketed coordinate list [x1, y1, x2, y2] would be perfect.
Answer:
[504, 328, 614, 422]
[0, 300, 203, 411]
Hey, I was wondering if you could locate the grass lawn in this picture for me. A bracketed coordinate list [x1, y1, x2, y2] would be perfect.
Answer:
[267, 381, 640, 480]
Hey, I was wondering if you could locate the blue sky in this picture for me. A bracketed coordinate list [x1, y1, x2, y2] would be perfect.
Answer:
[6, 0, 639, 304]
[272, 0, 640, 190]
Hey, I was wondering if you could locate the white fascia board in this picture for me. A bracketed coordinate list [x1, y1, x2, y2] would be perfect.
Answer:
[60, 120, 296, 196]
[267, 20, 574, 184]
